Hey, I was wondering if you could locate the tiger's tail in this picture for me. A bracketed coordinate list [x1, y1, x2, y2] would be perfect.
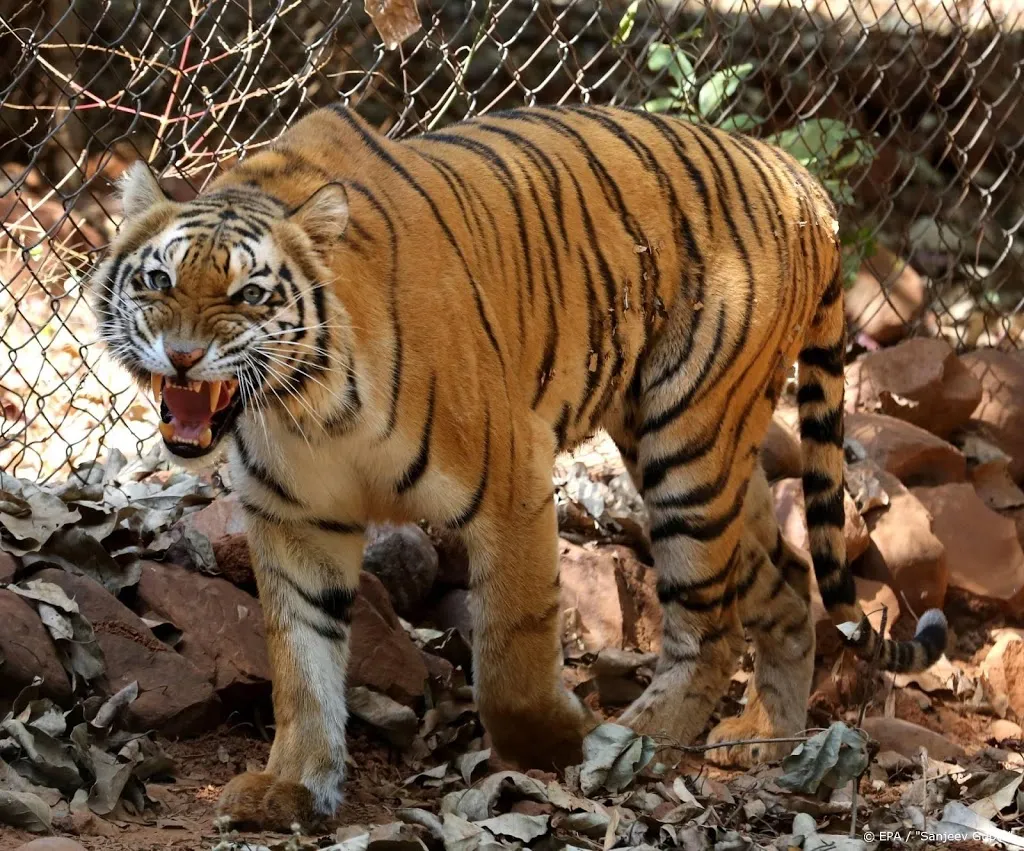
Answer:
[797, 267, 948, 673]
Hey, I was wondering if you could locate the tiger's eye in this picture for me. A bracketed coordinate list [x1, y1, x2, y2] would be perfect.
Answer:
[146, 269, 172, 291]
[241, 284, 267, 305]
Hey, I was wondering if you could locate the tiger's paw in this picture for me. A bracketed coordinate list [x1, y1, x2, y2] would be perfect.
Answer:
[484, 692, 598, 771]
[216, 772, 322, 833]
[703, 715, 795, 769]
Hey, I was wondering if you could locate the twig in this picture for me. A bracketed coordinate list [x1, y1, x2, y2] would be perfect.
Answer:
[652, 732, 817, 754]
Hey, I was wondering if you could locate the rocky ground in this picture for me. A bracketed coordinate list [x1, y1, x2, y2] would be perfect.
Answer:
[1, 339, 1024, 851]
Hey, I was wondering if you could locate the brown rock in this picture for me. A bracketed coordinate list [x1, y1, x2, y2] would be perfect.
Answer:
[14, 840, 89, 851]
[349, 572, 428, 706]
[0, 589, 71, 704]
[761, 416, 802, 482]
[845, 246, 926, 345]
[429, 528, 470, 588]
[169, 495, 251, 581]
[773, 479, 870, 563]
[855, 577, 901, 636]
[981, 632, 1024, 722]
[177, 493, 247, 540]
[1010, 508, 1024, 554]
[0, 550, 18, 583]
[845, 339, 982, 438]
[210, 534, 255, 588]
[559, 541, 660, 654]
[34, 569, 219, 736]
[857, 469, 947, 612]
[136, 562, 271, 705]
[362, 523, 439, 618]
[846, 412, 966, 486]
[614, 547, 661, 654]
[962, 349, 1024, 482]
[912, 484, 1024, 613]
[860, 717, 965, 761]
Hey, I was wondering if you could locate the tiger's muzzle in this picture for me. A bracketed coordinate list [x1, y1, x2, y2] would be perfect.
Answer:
[151, 375, 243, 458]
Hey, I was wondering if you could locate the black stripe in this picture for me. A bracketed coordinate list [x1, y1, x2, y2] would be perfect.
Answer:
[650, 482, 747, 543]
[816, 558, 856, 607]
[639, 304, 727, 438]
[448, 409, 491, 528]
[764, 570, 788, 602]
[239, 498, 280, 525]
[235, 436, 302, 506]
[269, 566, 356, 624]
[303, 585, 356, 622]
[799, 343, 845, 377]
[806, 488, 844, 528]
[797, 382, 827, 406]
[799, 407, 843, 447]
[820, 266, 842, 307]
[696, 126, 764, 250]
[654, 543, 738, 602]
[424, 131, 536, 304]
[346, 183, 402, 439]
[312, 518, 364, 535]
[396, 374, 437, 494]
[301, 617, 348, 641]
[553, 403, 571, 452]
[802, 470, 836, 498]
[241, 497, 362, 536]
[329, 104, 505, 363]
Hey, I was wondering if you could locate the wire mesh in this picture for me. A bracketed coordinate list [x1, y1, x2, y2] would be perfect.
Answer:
[2, 0, 1023, 482]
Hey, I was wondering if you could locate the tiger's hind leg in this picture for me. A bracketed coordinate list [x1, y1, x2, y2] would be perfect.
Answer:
[704, 464, 816, 768]
[616, 413, 766, 748]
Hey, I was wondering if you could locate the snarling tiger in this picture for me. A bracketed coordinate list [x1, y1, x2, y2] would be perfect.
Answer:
[91, 103, 947, 830]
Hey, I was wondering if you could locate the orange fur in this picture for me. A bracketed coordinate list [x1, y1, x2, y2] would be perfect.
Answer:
[92, 104, 947, 829]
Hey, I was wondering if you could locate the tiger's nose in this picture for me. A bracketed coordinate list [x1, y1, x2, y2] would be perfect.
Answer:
[165, 346, 206, 370]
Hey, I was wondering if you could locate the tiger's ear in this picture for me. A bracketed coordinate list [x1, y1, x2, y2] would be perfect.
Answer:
[119, 161, 169, 219]
[287, 182, 349, 243]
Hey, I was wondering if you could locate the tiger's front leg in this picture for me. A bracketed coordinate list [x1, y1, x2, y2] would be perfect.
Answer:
[465, 420, 598, 770]
[217, 507, 362, 831]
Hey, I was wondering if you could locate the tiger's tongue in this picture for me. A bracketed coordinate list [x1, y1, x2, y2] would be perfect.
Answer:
[163, 384, 214, 433]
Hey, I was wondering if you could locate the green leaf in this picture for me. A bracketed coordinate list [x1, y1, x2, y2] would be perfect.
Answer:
[776, 722, 869, 794]
[714, 113, 763, 133]
[767, 118, 867, 177]
[646, 42, 695, 89]
[613, 0, 640, 46]
[697, 63, 754, 117]
[642, 96, 684, 114]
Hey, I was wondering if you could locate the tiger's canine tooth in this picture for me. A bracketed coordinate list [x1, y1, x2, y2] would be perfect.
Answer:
[158, 422, 175, 441]
[151, 374, 163, 403]
[199, 427, 213, 448]
[208, 380, 222, 412]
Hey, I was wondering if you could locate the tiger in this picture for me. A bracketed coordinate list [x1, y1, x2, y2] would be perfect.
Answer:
[90, 103, 948, 830]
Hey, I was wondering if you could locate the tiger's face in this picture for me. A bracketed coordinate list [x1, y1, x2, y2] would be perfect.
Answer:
[90, 162, 350, 460]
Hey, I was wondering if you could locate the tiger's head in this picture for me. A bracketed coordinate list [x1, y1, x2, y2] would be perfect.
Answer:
[90, 161, 351, 461]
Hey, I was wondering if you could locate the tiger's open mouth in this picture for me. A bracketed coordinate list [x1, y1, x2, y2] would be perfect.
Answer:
[151, 375, 242, 458]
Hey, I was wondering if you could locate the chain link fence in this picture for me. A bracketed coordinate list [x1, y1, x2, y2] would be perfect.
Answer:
[2, 0, 1024, 482]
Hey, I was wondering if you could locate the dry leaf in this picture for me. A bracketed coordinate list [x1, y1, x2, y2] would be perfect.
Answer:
[0, 789, 51, 833]
[365, 0, 422, 50]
